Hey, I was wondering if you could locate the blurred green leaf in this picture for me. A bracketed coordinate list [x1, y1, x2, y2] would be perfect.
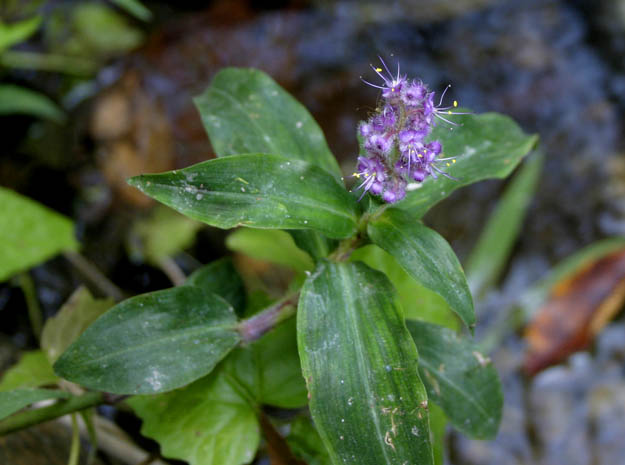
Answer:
[186, 258, 246, 315]
[195, 67, 342, 180]
[465, 153, 543, 297]
[287, 415, 332, 465]
[54, 287, 240, 394]
[0, 85, 65, 122]
[128, 363, 260, 465]
[128, 205, 202, 265]
[429, 403, 447, 465]
[41, 287, 114, 363]
[368, 208, 474, 329]
[0, 187, 79, 282]
[0, 16, 41, 52]
[351, 244, 458, 329]
[110, 0, 152, 21]
[407, 320, 502, 439]
[0, 350, 58, 392]
[396, 111, 538, 218]
[128, 154, 358, 239]
[298, 261, 433, 465]
[226, 229, 314, 272]
[0, 389, 69, 420]
[68, 4, 143, 57]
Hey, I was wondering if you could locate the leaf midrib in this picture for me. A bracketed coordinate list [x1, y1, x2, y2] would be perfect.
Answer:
[149, 182, 357, 224]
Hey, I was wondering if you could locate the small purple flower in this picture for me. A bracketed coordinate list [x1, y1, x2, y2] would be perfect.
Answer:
[365, 133, 393, 156]
[354, 58, 465, 203]
[402, 80, 427, 107]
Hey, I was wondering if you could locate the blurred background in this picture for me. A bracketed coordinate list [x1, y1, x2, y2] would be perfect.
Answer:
[1, 0, 625, 464]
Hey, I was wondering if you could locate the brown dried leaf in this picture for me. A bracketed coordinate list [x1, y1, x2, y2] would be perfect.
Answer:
[524, 248, 625, 375]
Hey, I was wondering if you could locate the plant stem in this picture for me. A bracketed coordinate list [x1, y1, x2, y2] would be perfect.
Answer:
[68, 413, 80, 465]
[238, 292, 299, 343]
[63, 252, 125, 302]
[18, 272, 43, 341]
[0, 391, 107, 436]
[156, 257, 186, 287]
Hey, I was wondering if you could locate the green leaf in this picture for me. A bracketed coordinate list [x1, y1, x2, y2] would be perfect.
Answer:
[41, 287, 114, 363]
[0, 85, 65, 122]
[110, 0, 152, 21]
[186, 258, 246, 315]
[368, 208, 475, 329]
[406, 320, 502, 439]
[54, 286, 240, 394]
[128, 154, 358, 239]
[351, 244, 459, 330]
[288, 230, 337, 261]
[128, 363, 260, 465]
[0, 389, 69, 420]
[465, 153, 543, 297]
[298, 261, 433, 465]
[429, 403, 447, 465]
[0, 351, 58, 392]
[226, 228, 314, 272]
[228, 318, 307, 408]
[0, 187, 79, 282]
[396, 111, 538, 218]
[0, 16, 41, 52]
[128, 205, 202, 265]
[194, 67, 342, 180]
[287, 416, 332, 465]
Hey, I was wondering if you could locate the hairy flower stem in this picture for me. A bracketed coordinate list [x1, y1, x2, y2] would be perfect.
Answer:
[0, 391, 125, 436]
[237, 292, 300, 343]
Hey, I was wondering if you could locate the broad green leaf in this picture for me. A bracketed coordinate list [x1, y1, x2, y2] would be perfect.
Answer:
[0, 389, 69, 420]
[0, 85, 65, 122]
[186, 258, 246, 315]
[41, 287, 114, 363]
[128, 363, 260, 465]
[228, 318, 307, 409]
[128, 205, 202, 265]
[298, 261, 433, 465]
[226, 228, 314, 272]
[194, 67, 342, 180]
[396, 111, 538, 218]
[70, 3, 143, 57]
[110, 0, 152, 21]
[128, 154, 358, 239]
[287, 416, 332, 465]
[368, 208, 474, 329]
[0, 350, 58, 392]
[0, 187, 79, 282]
[0, 16, 41, 52]
[351, 244, 459, 330]
[519, 237, 625, 318]
[429, 403, 447, 465]
[54, 286, 240, 394]
[289, 230, 337, 260]
[407, 320, 502, 439]
[466, 153, 543, 297]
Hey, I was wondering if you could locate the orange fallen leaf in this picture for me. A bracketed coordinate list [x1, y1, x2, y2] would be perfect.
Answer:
[524, 248, 625, 375]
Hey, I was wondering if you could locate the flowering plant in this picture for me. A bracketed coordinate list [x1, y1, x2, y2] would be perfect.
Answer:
[0, 63, 537, 465]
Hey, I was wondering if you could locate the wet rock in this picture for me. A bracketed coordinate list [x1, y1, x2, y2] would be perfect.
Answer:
[589, 381, 625, 465]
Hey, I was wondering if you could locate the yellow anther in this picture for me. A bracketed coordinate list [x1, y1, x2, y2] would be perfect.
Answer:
[446, 163, 451, 167]
[448, 110, 452, 114]
[418, 154, 423, 158]
[453, 100, 458, 107]
[353, 172, 361, 179]
[452, 159, 456, 164]
[375, 68, 383, 72]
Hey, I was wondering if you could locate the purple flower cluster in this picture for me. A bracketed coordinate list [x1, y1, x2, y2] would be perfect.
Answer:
[354, 59, 462, 203]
